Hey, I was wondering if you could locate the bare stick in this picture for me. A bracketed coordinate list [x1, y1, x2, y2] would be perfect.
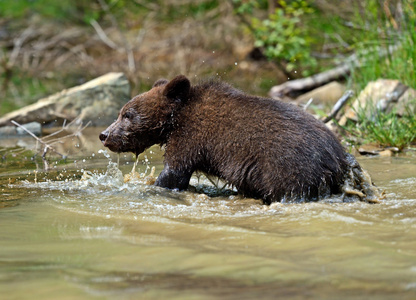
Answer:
[45, 121, 91, 146]
[42, 117, 84, 141]
[10, 120, 65, 158]
[96, 0, 136, 72]
[303, 98, 314, 111]
[323, 90, 354, 123]
[90, 19, 118, 50]
[10, 119, 90, 159]
[9, 27, 35, 67]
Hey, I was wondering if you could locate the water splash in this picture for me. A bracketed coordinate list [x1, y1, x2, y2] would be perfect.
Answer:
[97, 149, 112, 160]
[341, 153, 386, 203]
[83, 162, 125, 188]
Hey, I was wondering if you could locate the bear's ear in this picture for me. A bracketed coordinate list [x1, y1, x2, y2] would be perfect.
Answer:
[163, 75, 190, 102]
[153, 78, 168, 88]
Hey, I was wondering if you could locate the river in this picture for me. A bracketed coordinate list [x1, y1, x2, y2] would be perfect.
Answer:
[1, 128, 415, 299]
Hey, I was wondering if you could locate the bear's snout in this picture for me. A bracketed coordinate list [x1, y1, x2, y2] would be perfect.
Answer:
[99, 130, 109, 144]
[99, 127, 126, 153]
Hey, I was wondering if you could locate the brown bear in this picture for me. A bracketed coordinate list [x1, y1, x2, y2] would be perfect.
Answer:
[99, 75, 372, 204]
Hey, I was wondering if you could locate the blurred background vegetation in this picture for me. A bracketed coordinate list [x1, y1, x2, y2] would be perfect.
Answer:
[0, 0, 415, 118]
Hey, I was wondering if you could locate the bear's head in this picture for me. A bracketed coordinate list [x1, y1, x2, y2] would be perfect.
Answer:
[99, 75, 190, 155]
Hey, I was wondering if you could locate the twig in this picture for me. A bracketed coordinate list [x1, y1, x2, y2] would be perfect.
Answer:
[323, 90, 354, 123]
[10, 119, 91, 160]
[302, 98, 314, 111]
[11, 120, 65, 158]
[9, 27, 35, 67]
[96, 0, 136, 73]
[46, 122, 91, 146]
[90, 19, 118, 50]
[383, 0, 399, 30]
[42, 117, 81, 141]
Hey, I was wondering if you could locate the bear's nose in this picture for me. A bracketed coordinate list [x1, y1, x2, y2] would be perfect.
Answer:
[99, 131, 108, 143]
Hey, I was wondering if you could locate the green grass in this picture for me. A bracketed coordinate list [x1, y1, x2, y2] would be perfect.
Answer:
[338, 1, 416, 150]
[348, 1, 416, 89]
[351, 34, 416, 92]
[346, 103, 416, 151]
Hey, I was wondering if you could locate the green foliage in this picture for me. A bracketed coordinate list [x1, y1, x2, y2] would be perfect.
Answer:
[0, 0, 147, 25]
[232, 0, 263, 15]
[346, 100, 416, 151]
[350, 1, 416, 91]
[368, 114, 416, 151]
[0, 0, 93, 24]
[254, 2, 312, 68]
[233, 0, 317, 76]
[343, 1, 416, 150]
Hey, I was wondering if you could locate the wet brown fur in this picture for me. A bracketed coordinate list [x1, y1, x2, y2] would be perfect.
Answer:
[100, 75, 349, 204]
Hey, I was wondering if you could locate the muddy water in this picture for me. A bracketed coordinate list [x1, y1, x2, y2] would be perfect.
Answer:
[1, 128, 416, 299]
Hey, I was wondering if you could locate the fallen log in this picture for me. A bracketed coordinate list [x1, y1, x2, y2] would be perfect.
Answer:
[270, 62, 352, 99]
[269, 44, 400, 99]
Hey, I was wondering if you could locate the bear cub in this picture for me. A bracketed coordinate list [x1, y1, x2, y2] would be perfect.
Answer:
[100, 75, 355, 204]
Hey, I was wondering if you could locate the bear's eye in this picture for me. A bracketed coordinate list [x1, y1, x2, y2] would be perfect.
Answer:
[123, 111, 134, 120]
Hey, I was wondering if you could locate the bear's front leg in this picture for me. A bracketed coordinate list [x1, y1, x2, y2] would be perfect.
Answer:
[155, 164, 192, 191]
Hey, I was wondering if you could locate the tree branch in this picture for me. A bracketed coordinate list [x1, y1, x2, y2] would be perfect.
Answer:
[269, 43, 401, 99]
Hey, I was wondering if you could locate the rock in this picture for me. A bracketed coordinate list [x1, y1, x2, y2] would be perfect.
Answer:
[394, 86, 416, 116]
[358, 143, 398, 156]
[0, 126, 17, 137]
[295, 81, 346, 106]
[379, 149, 393, 157]
[0, 72, 130, 127]
[0, 122, 41, 139]
[15, 122, 42, 136]
[358, 144, 384, 155]
[339, 79, 416, 125]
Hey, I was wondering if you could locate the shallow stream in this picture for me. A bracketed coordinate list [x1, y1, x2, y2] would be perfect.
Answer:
[1, 128, 416, 299]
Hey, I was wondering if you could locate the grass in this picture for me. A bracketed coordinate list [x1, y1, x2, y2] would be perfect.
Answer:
[340, 1, 416, 151]
[346, 102, 416, 151]
[350, 1, 415, 87]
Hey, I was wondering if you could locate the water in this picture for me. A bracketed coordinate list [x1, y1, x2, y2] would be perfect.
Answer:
[1, 128, 416, 299]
